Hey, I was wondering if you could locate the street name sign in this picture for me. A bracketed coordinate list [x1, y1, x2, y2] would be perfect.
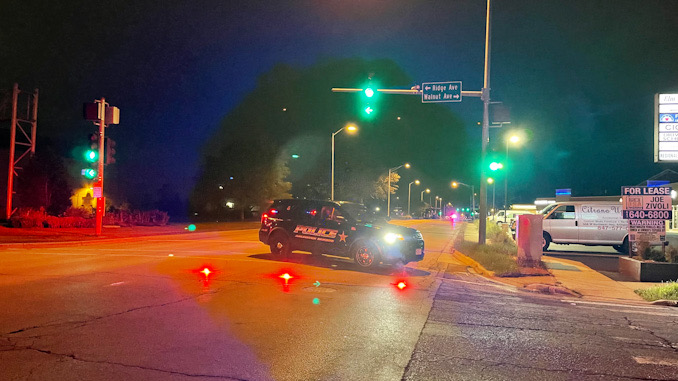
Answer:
[422, 81, 462, 103]
[655, 93, 678, 162]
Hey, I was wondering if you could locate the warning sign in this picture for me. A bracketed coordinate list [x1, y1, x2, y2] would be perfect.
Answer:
[628, 219, 666, 242]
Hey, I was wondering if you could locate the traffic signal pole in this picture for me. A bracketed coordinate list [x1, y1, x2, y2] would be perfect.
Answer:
[95, 98, 106, 236]
[332, 0, 493, 244]
[478, 0, 492, 244]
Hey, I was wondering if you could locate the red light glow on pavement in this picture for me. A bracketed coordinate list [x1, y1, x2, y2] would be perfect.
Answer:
[279, 272, 293, 284]
[192, 265, 218, 288]
[267, 269, 300, 292]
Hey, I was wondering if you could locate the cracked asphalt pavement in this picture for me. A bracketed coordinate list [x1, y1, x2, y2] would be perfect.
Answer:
[1, 220, 678, 380]
[403, 273, 678, 381]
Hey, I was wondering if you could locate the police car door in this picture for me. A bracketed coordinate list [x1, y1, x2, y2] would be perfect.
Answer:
[317, 205, 349, 255]
[290, 201, 322, 252]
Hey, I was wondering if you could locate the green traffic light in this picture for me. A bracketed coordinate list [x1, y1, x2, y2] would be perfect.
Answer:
[82, 168, 97, 179]
[85, 149, 98, 163]
[489, 162, 503, 171]
[364, 106, 374, 115]
[364, 88, 374, 98]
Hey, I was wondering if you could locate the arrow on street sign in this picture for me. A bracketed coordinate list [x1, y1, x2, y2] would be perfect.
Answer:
[422, 81, 462, 103]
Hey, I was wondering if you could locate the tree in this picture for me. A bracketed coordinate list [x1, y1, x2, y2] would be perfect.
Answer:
[191, 137, 291, 221]
[14, 146, 73, 216]
[371, 172, 400, 200]
[193, 58, 469, 209]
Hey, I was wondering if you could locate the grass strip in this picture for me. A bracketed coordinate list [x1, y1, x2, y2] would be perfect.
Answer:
[635, 282, 678, 301]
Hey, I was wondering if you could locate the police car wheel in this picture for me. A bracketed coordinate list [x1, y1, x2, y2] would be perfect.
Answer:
[269, 232, 291, 257]
[353, 242, 377, 268]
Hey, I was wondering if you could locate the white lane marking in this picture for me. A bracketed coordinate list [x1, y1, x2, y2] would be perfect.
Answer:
[560, 300, 668, 310]
[444, 277, 518, 292]
[633, 356, 678, 367]
[108, 282, 125, 286]
[562, 300, 678, 317]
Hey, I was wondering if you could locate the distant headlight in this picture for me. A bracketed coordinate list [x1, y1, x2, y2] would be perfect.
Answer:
[384, 232, 404, 244]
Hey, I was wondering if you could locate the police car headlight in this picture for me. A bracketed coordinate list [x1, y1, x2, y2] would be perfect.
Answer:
[384, 232, 404, 244]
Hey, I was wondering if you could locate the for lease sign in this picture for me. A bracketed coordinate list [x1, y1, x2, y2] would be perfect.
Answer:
[621, 186, 672, 220]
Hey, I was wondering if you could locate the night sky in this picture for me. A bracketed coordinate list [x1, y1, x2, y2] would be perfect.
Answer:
[2, 1, 678, 212]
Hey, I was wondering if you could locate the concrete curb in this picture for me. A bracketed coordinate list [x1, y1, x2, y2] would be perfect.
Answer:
[523, 283, 581, 297]
[651, 299, 678, 307]
[451, 250, 495, 277]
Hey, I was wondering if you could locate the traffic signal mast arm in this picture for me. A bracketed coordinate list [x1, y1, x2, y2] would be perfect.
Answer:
[331, 88, 482, 97]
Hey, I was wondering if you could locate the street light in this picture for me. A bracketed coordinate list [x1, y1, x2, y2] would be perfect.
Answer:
[331, 123, 358, 201]
[420, 188, 430, 202]
[408, 179, 420, 216]
[451, 181, 475, 220]
[387, 163, 410, 217]
[504, 133, 521, 223]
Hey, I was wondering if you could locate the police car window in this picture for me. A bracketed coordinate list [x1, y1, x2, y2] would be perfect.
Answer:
[320, 206, 336, 220]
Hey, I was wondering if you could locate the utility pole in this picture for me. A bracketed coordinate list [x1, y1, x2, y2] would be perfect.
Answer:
[332, 0, 494, 243]
[4, 83, 38, 220]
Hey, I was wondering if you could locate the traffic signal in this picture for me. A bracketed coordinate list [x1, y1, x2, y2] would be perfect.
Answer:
[81, 133, 99, 179]
[105, 137, 116, 165]
[84, 133, 98, 163]
[358, 80, 380, 120]
[489, 162, 503, 171]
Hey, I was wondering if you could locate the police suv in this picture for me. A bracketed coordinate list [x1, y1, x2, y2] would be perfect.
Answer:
[259, 199, 425, 269]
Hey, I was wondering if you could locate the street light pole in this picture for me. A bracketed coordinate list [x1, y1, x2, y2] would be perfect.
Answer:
[492, 182, 495, 213]
[331, 124, 357, 201]
[387, 163, 409, 217]
[504, 139, 509, 223]
[421, 188, 430, 202]
[452, 181, 475, 220]
[504, 134, 519, 223]
[408, 180, 420, 216]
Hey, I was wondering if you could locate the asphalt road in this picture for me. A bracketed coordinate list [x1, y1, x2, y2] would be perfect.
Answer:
[404, 273, 678, 381]
[0, 220, 457, 380]
[1, 220, 677, 380]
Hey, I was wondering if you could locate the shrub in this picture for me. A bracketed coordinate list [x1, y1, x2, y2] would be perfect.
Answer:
[63, 207, 93, 219]
[103, 210, 170, 226]
[487, 222, 513, 245]
[666, 246, 678, 264]
[635, 281, 678, 301]
[10, 208, 47, 228]
[456, 240, 520, 276]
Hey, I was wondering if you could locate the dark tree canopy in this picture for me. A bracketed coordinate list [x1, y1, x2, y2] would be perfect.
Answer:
[192, 58, 469, 218]
[14, 145, 73, 216]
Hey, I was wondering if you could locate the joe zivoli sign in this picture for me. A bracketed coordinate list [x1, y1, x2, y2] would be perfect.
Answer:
[622, 186, 672, 243]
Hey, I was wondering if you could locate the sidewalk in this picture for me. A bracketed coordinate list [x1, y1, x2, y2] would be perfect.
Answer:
[457, 222, 655, 303]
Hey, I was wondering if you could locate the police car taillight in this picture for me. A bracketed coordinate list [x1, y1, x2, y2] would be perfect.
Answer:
[262, 209, 278, 223]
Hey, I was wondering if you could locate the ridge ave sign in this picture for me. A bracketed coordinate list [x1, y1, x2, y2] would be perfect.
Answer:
[422, 81, 462, 103]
